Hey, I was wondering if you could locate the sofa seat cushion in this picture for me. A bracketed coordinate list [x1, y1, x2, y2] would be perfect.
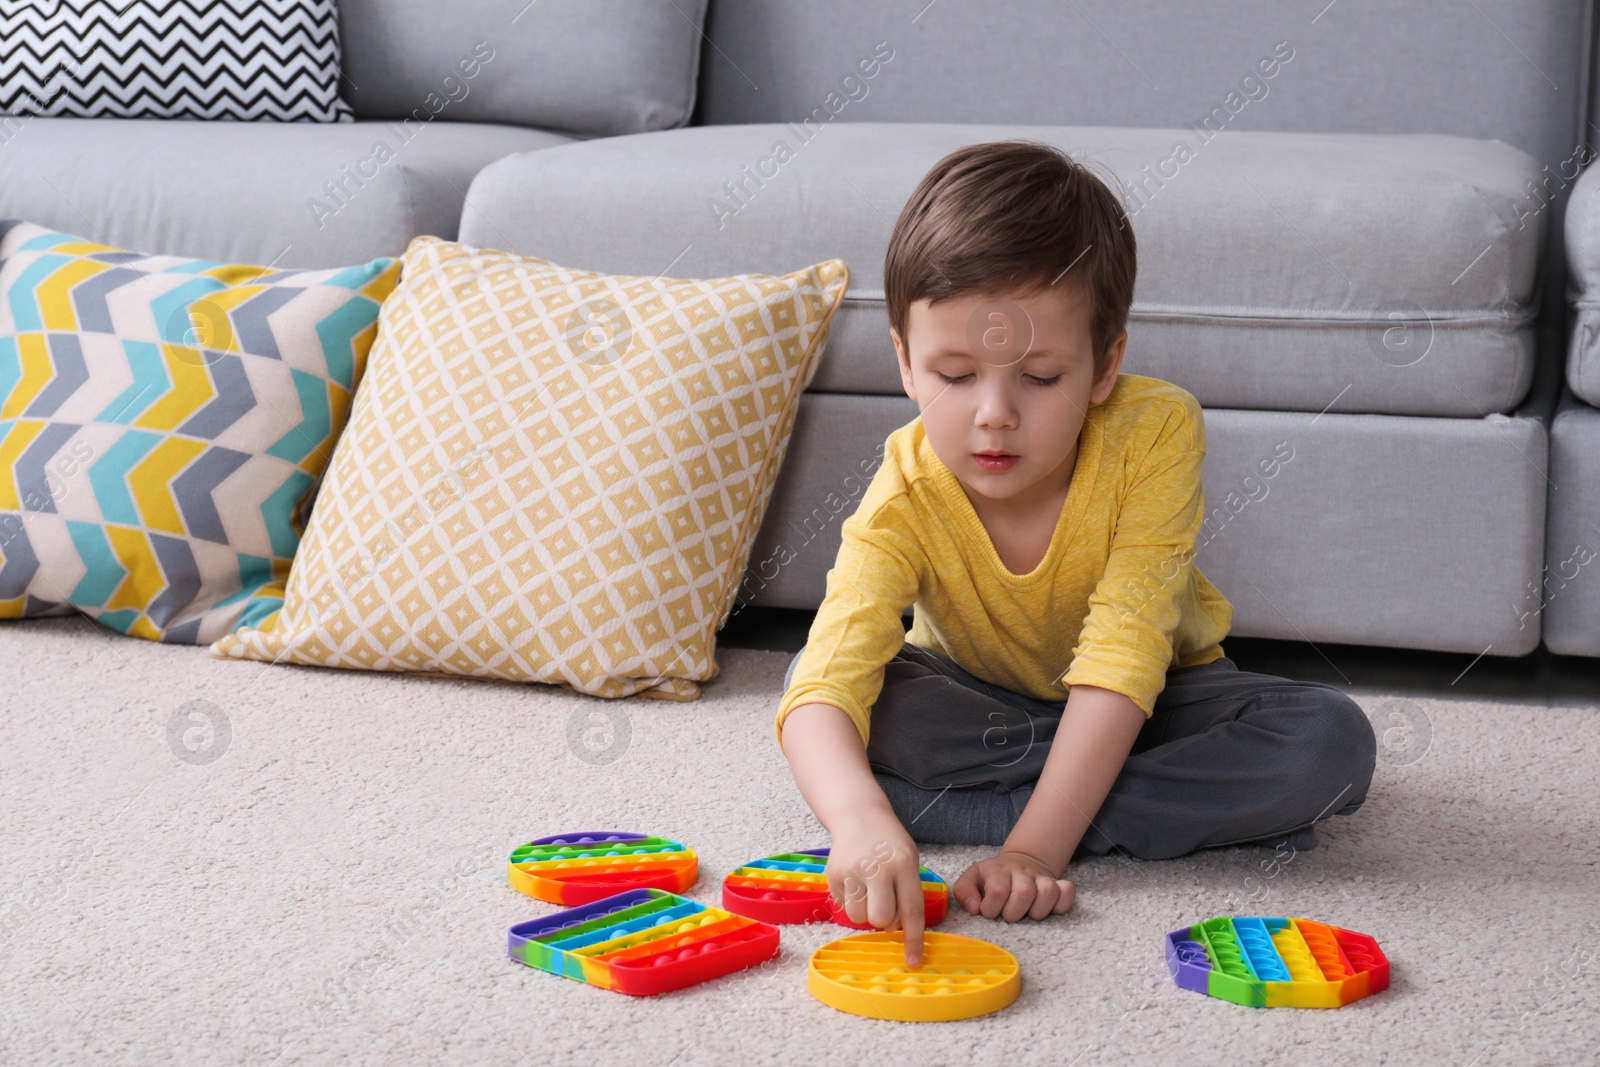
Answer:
[0, 117, 572, 269]
[463, 122, 1543, 417]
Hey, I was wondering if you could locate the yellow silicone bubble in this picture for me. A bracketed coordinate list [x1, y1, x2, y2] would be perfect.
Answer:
[808, 930, 1021, 1022]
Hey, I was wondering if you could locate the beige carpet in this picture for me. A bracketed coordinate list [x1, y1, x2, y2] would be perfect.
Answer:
[1, 617, 1596, 1065]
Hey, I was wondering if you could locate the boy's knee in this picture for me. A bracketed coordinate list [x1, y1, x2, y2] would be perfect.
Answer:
[1296, 687, 1377, 814]
[873, 772, 1014, 847]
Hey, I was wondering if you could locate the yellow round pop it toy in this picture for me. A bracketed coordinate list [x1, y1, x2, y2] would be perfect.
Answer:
[808, 930, 1021, 1021]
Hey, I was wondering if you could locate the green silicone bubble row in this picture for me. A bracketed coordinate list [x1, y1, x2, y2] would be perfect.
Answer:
[510, 836, 682, 865]
[1197, 917, 1256, 980]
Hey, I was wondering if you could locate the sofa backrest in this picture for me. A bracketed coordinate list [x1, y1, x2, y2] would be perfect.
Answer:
[693, 0, 1596, 360]
[338, 0, 707, 137]
[694, 0, 1588, 167]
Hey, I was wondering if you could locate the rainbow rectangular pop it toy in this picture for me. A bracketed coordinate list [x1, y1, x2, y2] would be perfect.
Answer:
[1166, 916, 1390, 1008]
[507, 887, 780, 996]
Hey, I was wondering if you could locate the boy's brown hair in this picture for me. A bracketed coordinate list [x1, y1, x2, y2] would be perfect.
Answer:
[883, 139, 1136, 377]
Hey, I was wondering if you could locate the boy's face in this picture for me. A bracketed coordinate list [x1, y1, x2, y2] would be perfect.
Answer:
[891, 281, 1125, 511]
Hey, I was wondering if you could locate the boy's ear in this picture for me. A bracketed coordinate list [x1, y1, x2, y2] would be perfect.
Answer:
[1091, 330, 1128, 403]
[892, 327, 918, 403]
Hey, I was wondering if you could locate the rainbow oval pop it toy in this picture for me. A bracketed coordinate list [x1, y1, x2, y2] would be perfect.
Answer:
[808, 930, 1021, 1021]
[721, 847, 950, 929]
[508, 832, 697, 905]
[507, 887, 780, 996]
[1166, 916, 1391, 1008]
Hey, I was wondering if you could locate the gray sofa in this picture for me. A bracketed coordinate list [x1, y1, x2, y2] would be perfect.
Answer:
[4, 0, 1597, 661]
[1551, 160, 1600, 657]
[0, 0, 708, 267]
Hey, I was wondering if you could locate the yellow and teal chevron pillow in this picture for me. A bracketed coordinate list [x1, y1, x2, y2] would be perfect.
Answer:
[0, 221, 400, 643]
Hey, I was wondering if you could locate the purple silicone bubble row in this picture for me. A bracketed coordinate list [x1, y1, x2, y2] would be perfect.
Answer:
[1165, 930, 1213, 996]
[1174, 940, 1211, 968]
[527, 831, 649, 847]
[508, 888, 659, 942]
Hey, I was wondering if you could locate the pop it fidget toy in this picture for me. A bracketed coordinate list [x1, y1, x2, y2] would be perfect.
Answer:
[808, 930, 1021, 1021]
[507, 832, 697, 905]
[722, 847, 950, 929]
[1166, 916, 1391, 1008]
[507, 887, 780, 996]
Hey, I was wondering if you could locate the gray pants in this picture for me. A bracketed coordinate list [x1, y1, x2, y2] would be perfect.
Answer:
[783, 643, 1376, 859]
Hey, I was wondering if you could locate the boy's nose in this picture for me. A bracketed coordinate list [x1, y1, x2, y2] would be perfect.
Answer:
[974, 384, 1019, 429]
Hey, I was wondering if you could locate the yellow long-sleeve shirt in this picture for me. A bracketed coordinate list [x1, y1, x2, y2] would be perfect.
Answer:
[775, 372, 1234, 752]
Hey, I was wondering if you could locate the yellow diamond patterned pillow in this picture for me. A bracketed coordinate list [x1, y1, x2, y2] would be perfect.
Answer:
[210, 236, 849, 700]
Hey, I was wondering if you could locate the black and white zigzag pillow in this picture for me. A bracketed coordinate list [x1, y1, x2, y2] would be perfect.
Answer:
[0, 0, 352, 122]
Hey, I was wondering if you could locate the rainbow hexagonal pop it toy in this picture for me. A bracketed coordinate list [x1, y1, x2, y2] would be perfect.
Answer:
[721, 847, 950, 928]
[1166, 916, 1391, 1008]
[808, 930, 1021, 1021]
[507, 832, 697, 905]
[507, 887, 780, 996]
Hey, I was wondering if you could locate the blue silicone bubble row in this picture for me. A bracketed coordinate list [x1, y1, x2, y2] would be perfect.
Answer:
[764, 848, 949, 885]
[545, 901, 706, 951]
[1231, 918, 1291, 982]
[746, 858, 826, 873]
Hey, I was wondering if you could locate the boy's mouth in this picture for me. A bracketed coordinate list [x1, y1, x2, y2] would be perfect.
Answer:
[973, 450, 1018, 472]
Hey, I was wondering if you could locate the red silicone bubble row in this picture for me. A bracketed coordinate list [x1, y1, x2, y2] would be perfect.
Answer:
[613, 925, 771, 970]
[1334, 931, 1380, 971]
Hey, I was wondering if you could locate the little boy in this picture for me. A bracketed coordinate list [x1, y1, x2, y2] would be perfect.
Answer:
[774, 140, 1377, 966]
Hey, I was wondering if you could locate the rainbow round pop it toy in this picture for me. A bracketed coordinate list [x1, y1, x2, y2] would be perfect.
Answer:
[808, 930, 1021, 1021]
[721, 847, 950, 929]
[508, 831, 697, 905]
[1166, 916, 1391, 1008]
[508, 887, 779, 996]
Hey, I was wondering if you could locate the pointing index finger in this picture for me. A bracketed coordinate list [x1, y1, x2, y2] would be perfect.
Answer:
[900, 867, 925, 967]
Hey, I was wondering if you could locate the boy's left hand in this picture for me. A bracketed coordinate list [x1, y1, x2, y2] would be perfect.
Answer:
[951, 849, 1076, 922]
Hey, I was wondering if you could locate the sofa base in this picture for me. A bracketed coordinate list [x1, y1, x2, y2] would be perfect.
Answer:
[1544, 389, 1600, 656]
[741, 386, 1556, 658]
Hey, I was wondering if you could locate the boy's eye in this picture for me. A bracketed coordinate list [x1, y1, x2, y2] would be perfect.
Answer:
[928, 374, 1062, 385]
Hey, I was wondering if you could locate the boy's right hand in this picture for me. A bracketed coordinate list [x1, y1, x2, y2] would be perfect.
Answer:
[825, 812, 927, 967]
